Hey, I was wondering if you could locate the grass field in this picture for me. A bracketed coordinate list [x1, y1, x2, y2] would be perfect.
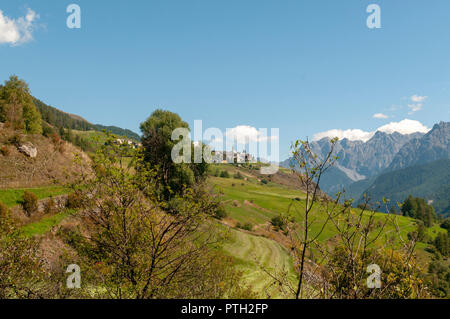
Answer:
[209, 165, 446, 262]
[21, 209, 74, 237]
[0, 186, 68, 208]
[221, 226, 297, 298]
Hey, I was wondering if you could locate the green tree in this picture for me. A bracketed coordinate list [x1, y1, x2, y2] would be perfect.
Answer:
[434, 232, 449, 256]
[408, 221, 428, 243]
[0, 76, 42, 134]
[401, 196, 436, 227]
[61, 136, 252, 298]
[140, 109, 208, 200]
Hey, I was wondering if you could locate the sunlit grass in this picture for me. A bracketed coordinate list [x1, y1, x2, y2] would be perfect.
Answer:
[209, 168, 443, 261]
[0, 186, 68, 208]
[21, 209, 74, 237]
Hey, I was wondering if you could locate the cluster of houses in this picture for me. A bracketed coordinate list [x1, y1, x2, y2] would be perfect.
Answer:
[211, 150, 255, 164]
[112, 138, 255, 164]
[114, 138, 142, 149]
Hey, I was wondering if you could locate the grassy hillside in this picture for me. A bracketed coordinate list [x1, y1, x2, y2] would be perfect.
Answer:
[71, 129, 110, 152]
[93, 124, 140, 141]
[209, 164, 445, 264]
[0, 186, 67, 208]
[1, 160, 445, 297]
[21, 209, 73, 237]
[221, 225, 297, 298]
[0, 128, 90, 188]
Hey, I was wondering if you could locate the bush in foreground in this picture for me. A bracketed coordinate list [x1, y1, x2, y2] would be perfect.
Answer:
[22, 191, 38, 217]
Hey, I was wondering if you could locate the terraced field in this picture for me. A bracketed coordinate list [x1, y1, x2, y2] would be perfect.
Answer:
[21, 209, 74, 237]
[222, 227, 297, 298]
[0, 186, 68, 208]
[209, 165, 446, 265]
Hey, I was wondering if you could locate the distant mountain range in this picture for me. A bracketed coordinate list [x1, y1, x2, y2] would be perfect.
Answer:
[281, 121, 450, 216]
[387, 122, 450, 171]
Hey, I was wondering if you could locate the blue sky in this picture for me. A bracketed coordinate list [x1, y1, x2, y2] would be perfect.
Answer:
[1, 0, 449, 160]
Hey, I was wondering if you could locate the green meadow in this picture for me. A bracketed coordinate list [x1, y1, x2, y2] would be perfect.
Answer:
[209, 165, 446, 263]
[0, 186, 68, 208]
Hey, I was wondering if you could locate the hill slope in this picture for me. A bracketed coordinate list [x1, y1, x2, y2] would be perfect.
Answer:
[0, 127, 90, 188]
[33, 97, 140, 141]
[359, 159, 450, 216]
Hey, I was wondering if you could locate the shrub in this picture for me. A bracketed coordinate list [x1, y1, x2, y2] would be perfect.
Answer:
[271, 215, 286, 231]
[22, 191, 38, 216]
[66, 191, 83, 209]
[261, 179, 268, 184]
[44, 197, 57, 215]
[0, 145, 10, 156]
[233, 171, 243, 179]
[440, 219, 450, 231]
[7, 134, 23, 146]
[0, 201, 9, 219]
[214, 205, 228, 220]
[42, 123, 56, 137]
[237, 222, 253, 231]
[220, 170, 230, 178]
[51, 133, 65, 153]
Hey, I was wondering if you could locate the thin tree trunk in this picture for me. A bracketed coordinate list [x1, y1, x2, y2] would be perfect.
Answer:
[296, 193, 309, 299]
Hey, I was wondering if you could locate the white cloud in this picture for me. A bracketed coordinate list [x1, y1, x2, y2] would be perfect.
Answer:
[408, 95, 427, 114]
[313, 129, 375, 142]
[313, 119, 430, 142]
[0, 8, 39, 46]
[408, 103, 423, 114]
[377, 119, 430, 135]
[389, 104, 402, 111]
[225, 125, 278, 144]
[410, 95, 427, 103]
[373, 113, 389, 119]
